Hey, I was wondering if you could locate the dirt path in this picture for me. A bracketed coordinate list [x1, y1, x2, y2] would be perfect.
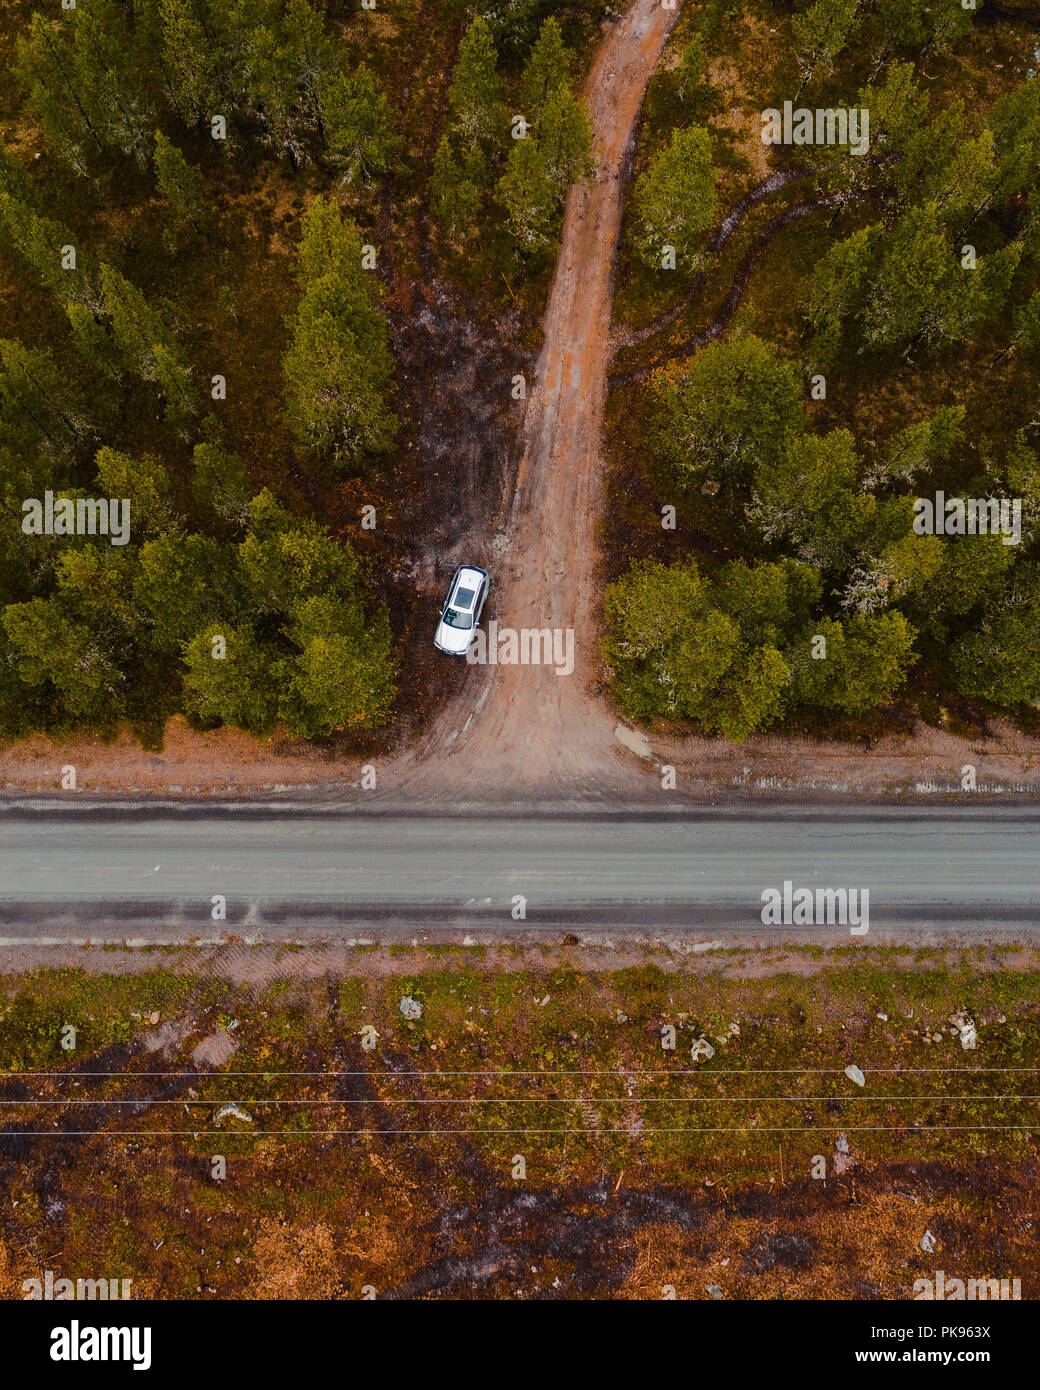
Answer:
[393, 0, 685, 800]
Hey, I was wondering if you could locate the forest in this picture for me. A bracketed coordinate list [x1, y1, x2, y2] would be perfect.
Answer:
[0, 0, 595, 748]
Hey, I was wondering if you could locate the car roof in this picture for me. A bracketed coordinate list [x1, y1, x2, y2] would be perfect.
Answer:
[453, 566, 487, 589]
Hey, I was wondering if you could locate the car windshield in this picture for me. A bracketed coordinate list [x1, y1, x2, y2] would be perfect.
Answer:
[442, 608, 474, 630]
[454, 585, 476, 609]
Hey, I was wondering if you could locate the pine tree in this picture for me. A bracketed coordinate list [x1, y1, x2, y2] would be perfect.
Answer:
[791, 0, 859, 92]
[0, 339, 89, 460]
[153, 130, 203, 233]
[94, 445, 176, 534]
[674, 34, 706, 107]
[431, 135, 482, 242]
[158, 0, 222, 129]
[790, 612, 915, 715]
[17, 0, 155, 172]
[99, 263, 195, 420]
[646, 335, 806, 489]
[538, 85, 593, 190]
[134, 532, 241, 649]
[284, 307, 397, 462]
[519, 17, 568, 118]
[632, 125, 716, 271]
[865, 405, 965, 488]
[320, 66, 400, 182]
[65, 301, 122, 379]
[183, 621, 281, 735]
[750, 429, 878, 574]
[282, 593, 395, 735]
[192, 440, 254, 524]
[804, 222, 880, 363]
[0, 194, 99, 310]
[496, 139, 556, 251]
[447, 16, 505, 148]
[283, 198, 396, 464]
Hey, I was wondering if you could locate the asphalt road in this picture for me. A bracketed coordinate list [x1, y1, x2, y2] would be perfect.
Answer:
[0, 805, 1038, 939]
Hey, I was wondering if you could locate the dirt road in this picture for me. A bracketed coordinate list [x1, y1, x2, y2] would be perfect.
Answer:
[398, 0, 684, 800]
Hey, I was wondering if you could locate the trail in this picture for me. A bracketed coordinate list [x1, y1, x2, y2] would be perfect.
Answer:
[396, 0, 685, 801]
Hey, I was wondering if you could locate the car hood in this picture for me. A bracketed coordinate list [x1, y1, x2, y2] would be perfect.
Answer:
[435, 620, 474, 654]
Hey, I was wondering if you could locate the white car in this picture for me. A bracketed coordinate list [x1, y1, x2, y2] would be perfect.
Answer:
[434, 565, 490, 655]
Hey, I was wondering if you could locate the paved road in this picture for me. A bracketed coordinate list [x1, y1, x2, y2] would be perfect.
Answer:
[0, 805, 1037, 939]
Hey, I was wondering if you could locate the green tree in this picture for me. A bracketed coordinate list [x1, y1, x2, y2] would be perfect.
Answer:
[859, 202, 951, 351]
[0, 195, 99, 310]
[153, 130, 202, 238]
[855, 203, 1020, 355]
[519, 17, 568, 117]
[602, 556, 815, 740]
[2, 546, 144, 728]
[646, 334, 805, 490]
[804, 223, 881, 364]
[792, 0, 859, 92]
[192, 440, 253, 524]
[158, 0, 222, 128]
[537, 85, 593, 188]
[134, 532, 241, 649]
[674, 34, 706, 107]
[789, 612, 915, 715]
[1013, 292, 1040, 363]
[17, 0, 154, 172]
[865, 405, 965, 488]
[811, 63, 926, 209]
[749, 428, 876, 573]
[951, 565, 1040, 707]
[94, 446, 175, 534]
[282, 594, 396, 736]
[496, 138, 556, 251]
[904, 534, 1016, 640]
[986, 75, 1040, 203]
[183, 621, 281, 735]
[320, 65, 400, 182]
[99, 262, 196, 421]
[632, 125, 716, 271]
[0, 339, 89, 460]
[283, 205, 398, 465]
[447, 16, 505, 147]
[431, 135, 483, 242]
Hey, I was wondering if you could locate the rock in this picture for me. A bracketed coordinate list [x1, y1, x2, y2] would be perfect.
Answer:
[920, 1230, 937, 1254]
[399, 996, 423, 1020]
[706, 1284, 724, 1300]
[844, 1064, 866, 1087]
[614, 723, 652, 760]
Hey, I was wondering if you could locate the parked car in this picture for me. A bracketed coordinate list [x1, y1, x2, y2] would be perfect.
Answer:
[434, 565, 490, 655]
